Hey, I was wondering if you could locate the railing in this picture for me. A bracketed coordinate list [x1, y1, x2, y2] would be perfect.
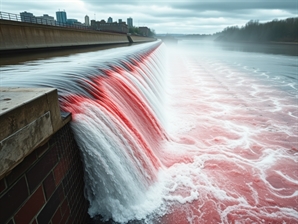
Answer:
[0, 11, 20, 21]
[0, 11, 92, 31]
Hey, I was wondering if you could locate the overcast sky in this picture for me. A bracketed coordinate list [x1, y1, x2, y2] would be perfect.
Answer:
[1, 0, 297, 34]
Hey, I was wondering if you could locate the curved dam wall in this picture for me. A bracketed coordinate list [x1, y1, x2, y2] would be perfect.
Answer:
[0, 20, 155, 51]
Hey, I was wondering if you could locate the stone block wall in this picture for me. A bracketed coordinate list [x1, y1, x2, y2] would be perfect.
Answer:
[0, 123, 90, 224]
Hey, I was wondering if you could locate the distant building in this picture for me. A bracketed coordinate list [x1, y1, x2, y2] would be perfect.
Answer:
[127, 17, 133, 28]
[20, 11, 56, 25]
[36, 14, 55, 25]
[56, 11, 67, 24]
[20, 11, 35, 23]
[118, 19, 122, 23]
[139, 26, 150, 36]
[90, 20, 96, 27]
[91, 20, 128, 33]
[67, 19, 80, 25]
[107, 17, 113, 23]
[85, 15, 90, 26]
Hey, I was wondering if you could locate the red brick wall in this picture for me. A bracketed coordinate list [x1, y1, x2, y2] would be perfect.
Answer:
[0, 123, 90, 224]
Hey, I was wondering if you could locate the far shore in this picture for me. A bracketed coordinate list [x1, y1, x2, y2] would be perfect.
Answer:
[269, 41, 298, 45]
[214, 39, 298, 45]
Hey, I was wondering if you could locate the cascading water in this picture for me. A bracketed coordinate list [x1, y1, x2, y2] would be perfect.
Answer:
[60, 43, 168, 221]
[1, 40, 297, 223]
[1, 41, 168, 222]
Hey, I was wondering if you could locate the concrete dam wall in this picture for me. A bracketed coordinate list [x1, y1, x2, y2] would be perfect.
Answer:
[0, 88, 90, 224]
[0, 19, 156, 51]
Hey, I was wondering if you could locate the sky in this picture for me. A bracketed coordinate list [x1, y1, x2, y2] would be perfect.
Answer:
[0, 0, 297, 34]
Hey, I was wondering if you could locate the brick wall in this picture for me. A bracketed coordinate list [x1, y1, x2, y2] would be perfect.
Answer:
[0, 123, 90, 224]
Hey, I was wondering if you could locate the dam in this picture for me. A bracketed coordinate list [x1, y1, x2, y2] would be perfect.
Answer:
[0, 15, 297, 224]
[0, 15, 158, 224]
[0, 13, 155, 52]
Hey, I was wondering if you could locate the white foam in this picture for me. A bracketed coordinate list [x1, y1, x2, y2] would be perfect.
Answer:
[1, 40, 297, 223]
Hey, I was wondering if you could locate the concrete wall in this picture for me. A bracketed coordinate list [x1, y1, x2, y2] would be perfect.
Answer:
[0, 88, 69, 179]
[0, 20, 156, 51]
[0, 88, 90, 224]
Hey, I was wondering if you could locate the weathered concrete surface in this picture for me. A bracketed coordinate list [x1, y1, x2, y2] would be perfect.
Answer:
[0, 19, 130, 51]
[0, 20, 157, 51]
[0, 87, 70, 178]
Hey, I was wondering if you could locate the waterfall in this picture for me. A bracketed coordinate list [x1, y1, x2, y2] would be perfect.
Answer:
[1, 40, 298, 224]
[1, 41, 169, 222]
[60, 42, 169, 221]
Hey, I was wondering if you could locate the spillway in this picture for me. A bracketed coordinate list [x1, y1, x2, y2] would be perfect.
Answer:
[1, 40, 297, 223]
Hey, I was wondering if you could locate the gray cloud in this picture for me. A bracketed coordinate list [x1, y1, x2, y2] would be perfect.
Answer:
[1, 0, 297, 34]
[172, 0, 297, 11]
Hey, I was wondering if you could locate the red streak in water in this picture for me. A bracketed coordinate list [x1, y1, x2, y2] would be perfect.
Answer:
[61, 45, 165, 181]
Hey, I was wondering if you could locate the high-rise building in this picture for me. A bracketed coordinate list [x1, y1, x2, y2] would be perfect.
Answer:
[127, 17, 133, 28]
[20, 11, 35, 23]
[107, 17, 113, 23]
[85, 15, 90, 26]
[118, 19, 122, 23]
[56, 11, 67, 24]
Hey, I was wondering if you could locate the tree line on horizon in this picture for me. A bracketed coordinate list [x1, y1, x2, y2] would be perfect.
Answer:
[215, 17, 298, 43]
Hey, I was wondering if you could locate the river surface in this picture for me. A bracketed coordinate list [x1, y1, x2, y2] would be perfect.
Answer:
[0, 40, 297, 223]
[158, 39, 297, 223]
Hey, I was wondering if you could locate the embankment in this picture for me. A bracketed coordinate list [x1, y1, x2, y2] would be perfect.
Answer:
[0, 19, 155, 51]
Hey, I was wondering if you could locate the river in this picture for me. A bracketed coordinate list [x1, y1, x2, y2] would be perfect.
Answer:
[0, 40, 297, 223]
[158, 39, 298, 223]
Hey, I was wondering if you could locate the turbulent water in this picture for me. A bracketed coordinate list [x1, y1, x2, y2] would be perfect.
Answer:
[0, 40, 297, 223]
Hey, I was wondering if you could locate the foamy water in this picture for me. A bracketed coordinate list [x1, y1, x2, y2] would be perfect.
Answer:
[151, 42, 298, 223]
[0, 40, 297, 223]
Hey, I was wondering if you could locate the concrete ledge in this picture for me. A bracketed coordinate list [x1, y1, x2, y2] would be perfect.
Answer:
[130, 35, 157, 43]
[0, 87, 70, 178]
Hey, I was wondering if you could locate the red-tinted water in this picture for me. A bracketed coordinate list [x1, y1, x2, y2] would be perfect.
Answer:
[3, 40, 295, 223]
[157, 48, 298, 223]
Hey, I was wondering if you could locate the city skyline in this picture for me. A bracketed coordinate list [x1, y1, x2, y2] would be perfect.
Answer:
[19, 10, 135, 28]
[1, 0, 297, 34]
